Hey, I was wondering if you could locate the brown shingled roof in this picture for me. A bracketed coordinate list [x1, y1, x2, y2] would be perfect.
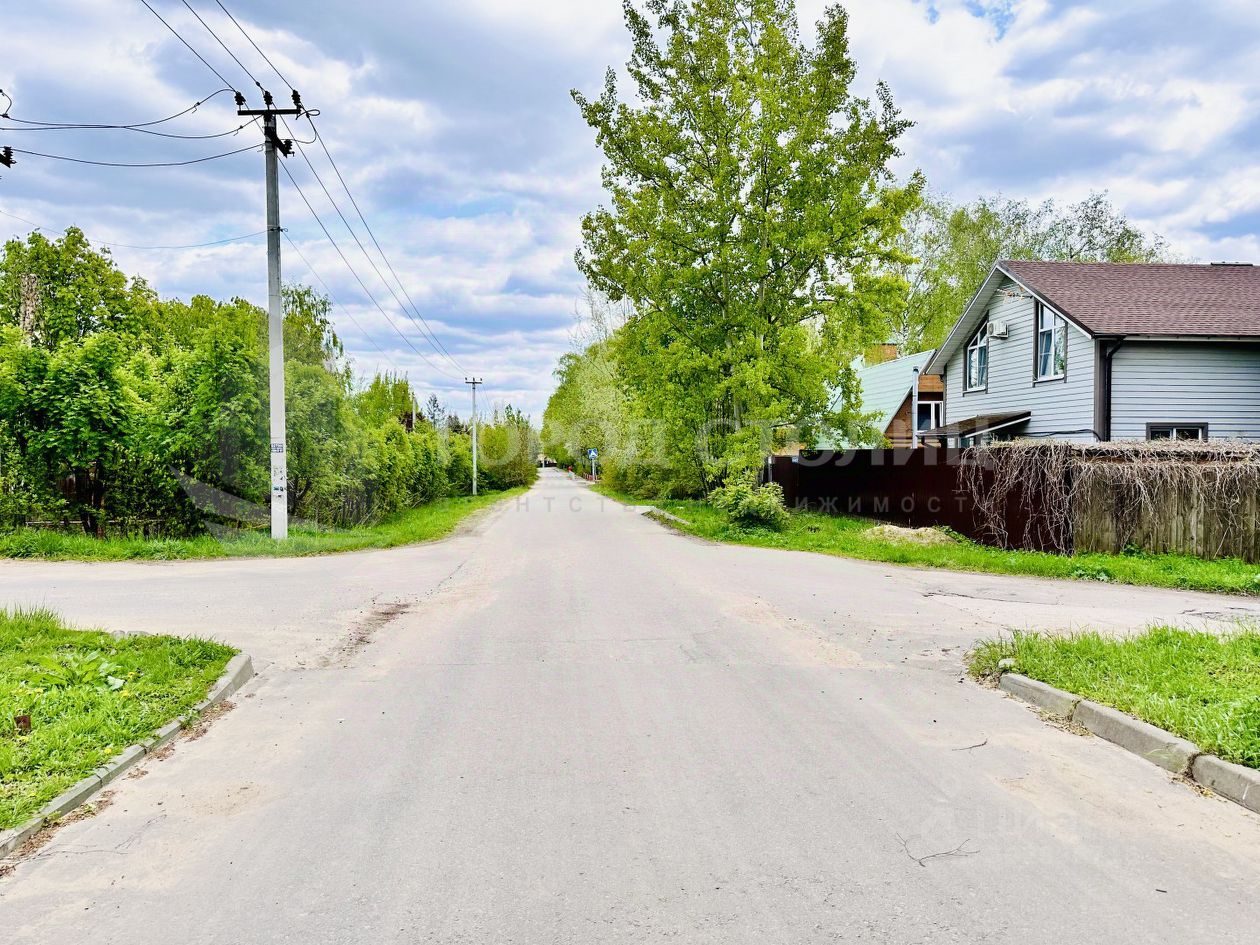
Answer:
[1000, 260, 1260, 337]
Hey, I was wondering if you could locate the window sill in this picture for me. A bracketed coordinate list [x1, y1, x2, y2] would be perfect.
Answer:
[1033, 374, 1066, 385]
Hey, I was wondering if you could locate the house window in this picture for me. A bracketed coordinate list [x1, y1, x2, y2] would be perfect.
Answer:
[1035, 303, 1067, 380]
[1148, 424, 1208, 441]
[965, 320, 988, 391]
[916, 401, 942, 432]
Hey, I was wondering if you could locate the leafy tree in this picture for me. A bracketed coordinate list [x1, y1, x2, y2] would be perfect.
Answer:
[573, 0, 921, 489]
[0, 229, 530, 537]
[0, 229, 155, 349]
[892, 192, 1172, 352]
[0, 331, 131, 535]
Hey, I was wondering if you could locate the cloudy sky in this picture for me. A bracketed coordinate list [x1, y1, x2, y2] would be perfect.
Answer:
[3, 1, 1259, 417]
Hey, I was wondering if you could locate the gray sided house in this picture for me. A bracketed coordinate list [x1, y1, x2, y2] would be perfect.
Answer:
[923, 260, 1260, 444]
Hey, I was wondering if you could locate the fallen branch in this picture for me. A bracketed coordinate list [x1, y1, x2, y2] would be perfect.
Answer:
[896, 834, 978, 867]
[952, 738, 989, 752]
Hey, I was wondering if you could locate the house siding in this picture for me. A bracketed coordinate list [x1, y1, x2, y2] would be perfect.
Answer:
[942, 279, 1097, 440]
[1111, 342, 1260, 440]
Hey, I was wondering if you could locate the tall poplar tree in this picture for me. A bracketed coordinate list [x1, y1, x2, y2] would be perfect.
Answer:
[573, 0, 921, 489]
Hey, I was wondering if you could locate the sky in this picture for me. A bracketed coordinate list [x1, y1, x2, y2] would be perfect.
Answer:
[3, 0, 1259, 419]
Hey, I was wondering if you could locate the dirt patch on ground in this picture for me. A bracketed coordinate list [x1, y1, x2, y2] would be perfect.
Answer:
[865, 524, 957, 547]
[329, 600, 415, 665]
[185, 699, 236, 741]
[0, 790, 118, 878]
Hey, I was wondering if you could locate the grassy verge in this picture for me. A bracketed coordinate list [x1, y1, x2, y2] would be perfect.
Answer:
[0, 488, 527, 562]
[968, 627, 1260, 769]
[0, 609, 236, 830]
[589, 484, 1260, 596]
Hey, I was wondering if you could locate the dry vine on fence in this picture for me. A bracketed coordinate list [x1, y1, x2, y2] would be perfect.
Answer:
[962, 441, 1260, 559]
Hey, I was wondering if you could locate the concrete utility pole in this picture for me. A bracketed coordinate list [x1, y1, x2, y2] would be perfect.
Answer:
[239, 94, 303, 540]
[465, 378, 483, 495]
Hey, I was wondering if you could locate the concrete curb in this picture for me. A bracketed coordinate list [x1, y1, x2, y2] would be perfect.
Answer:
[998, 673, 1080, 718]
[1192, 755, 1260, 815]
[0, 652, 253, 860]
[995, 672, 1258, 817]
[1072, 701, 1200, 774]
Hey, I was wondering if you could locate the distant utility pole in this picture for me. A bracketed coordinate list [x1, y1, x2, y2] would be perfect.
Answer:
[465, 378, 483, 495]
[239, 92, 303, 540]
[407, 372, 416, 432]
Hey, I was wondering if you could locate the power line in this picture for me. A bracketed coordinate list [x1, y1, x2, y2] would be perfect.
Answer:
[11, 143, 258, 168]
[176, 2, 469, 377]
[137, 0, 239, 92]
[283, 123, 464, 374]
[0, 87, 236, 129]
[283, 231, 401, 372]
[1, 119, 260, 141]
[280, 161, 464, 382]
[214, 0, 294, 91]
[0, 207, 267, 251]
[309, 121, 466, 372]
[179, 0, 266, 95]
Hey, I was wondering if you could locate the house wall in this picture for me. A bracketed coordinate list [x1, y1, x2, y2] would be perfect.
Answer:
[942, 279, 1097, 440]
[884, 390, 944, 448]
[1111, 342, 1260, 440]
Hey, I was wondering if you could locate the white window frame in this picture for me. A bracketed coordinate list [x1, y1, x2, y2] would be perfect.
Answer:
[916, 401, 942, 432]
[1035, 302, 1067, 381]
[1147, 423, 1208, 441]
[965, 320, 989, 391]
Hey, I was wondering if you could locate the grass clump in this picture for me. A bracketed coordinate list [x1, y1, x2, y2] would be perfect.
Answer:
[0, 488, 525, 562]
[590, 484, 1260, 596]
[0, 609, 236, 829]
[969, 627, 1260, 769]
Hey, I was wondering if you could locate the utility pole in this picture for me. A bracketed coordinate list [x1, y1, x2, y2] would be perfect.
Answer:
[465, 378, 483, 495]
[239, 92, 303, 540]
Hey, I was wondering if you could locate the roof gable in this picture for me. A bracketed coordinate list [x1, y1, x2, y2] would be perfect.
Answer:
[924, 265, 1011, 374]
[999, 260, 1260, 337]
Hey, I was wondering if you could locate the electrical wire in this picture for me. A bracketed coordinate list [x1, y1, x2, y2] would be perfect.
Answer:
[0, 207, 267, 251]
[214, 0, 294, 91]
[137, 0, 239, 92]
[179, 0, 267, 95]
[308, 120, 466, 372]
[11, 143, 259, 167]
[280, 162, 464, 382]
[282, 231, 400, 370]
[1, 119, 260, 141]
[161, 1, 469, 377]
[283, 122, 464, 375]
[0, 87, 236, 129]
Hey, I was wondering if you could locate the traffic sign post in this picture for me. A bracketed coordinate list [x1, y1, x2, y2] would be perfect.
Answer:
[587, 447, 599, 480]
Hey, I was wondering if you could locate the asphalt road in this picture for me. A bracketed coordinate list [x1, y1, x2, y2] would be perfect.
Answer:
[2, 470, 1259, 943]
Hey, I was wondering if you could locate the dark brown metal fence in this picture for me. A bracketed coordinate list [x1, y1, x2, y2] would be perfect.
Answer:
[768, 449, 1059, 551]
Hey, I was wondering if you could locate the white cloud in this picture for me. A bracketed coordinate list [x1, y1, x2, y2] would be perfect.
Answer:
[5, 0, 1260, 417]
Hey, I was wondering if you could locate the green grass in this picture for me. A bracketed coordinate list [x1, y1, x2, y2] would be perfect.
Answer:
[590, 484, 1260, 597]
[0, 488, 527, 562]
[0, 609, 237, 830]
[968, 627, 1260, 769]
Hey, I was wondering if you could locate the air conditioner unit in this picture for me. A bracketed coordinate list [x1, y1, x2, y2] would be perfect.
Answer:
[987, 321, 1009, 339]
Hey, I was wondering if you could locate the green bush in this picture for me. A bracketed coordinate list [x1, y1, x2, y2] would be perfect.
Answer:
[709, 476, 789, 531]
[0, 229, 537, 539]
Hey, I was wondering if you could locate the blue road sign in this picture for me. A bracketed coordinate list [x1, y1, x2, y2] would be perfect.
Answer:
[587, 448, 599, 460]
